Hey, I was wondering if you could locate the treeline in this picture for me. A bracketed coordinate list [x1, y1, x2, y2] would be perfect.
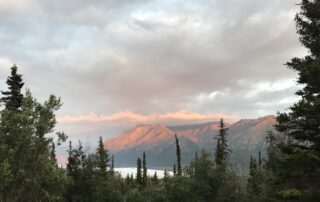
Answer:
[0, 1, 320, 201]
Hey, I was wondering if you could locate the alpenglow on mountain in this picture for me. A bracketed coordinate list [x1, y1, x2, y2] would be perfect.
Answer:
[105, 115, 276, 170]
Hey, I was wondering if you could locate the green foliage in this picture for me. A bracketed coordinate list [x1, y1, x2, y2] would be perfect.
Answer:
[142, 151, 147, 186]
[152, 172, 158, 185]
[1, 65, 24, 110]
[269, 1, 320, 200]
[278, 188, 303, 200]
[125, 188, 144, 202]
[96, 136, 109, 176]
[215, 118, 230, 171]
[165, 176, 194, 202]
[175, 134, 182, 176]
[136, 158, 143, 186]
[0, 83, 68, 201]
[110, 154, 115, 175]
[246, 153, 275, 202]
[215, 171, 246, 202]
[186, 150, 217, 201]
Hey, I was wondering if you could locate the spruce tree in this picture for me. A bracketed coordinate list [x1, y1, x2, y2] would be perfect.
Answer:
[50, 142, 57, 164]
[174, 134, 182, 176]
[258, 150, 262, 167]
[136, 158, 142, 186]
[125, 174, 131, 186]
[247, 156, 259, 197]
[152, 172, 158, 185]
[272, 1, 320, 200]
[215, 118, 230, 169]
[164, 169, 169, 181]
[215, 139, 222, 165]
[173, 164, 176, 176]
[110, 154, 115, 176]
[142, 151, 147, 186]
[96, 136, 109, 176]
[130, 173, 134, 183]
[1, 65, 24, 110]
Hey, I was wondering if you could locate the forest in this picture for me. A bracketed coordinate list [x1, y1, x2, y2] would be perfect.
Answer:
[0, 1, 319, 201]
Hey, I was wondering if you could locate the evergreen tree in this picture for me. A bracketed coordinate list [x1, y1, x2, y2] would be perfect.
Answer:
[248, 156, 258, 193]
[50, 142, 57, 164]
[246, 153, 271, 202]
[110, 154, 115, 175]
[130, 173, 134, 184]
[94, 137, 117, 202]
[125, 174, 130, 185]
[1, 65, 24, 110]
[175, 134, 182, 176]
[173, 163, 176, 176]
[0, 89, 67, 202]
[96, 136, 109, 176]
[215, 118, 230, 169]
[81, 153, 96, 202]
[142, 151, 148, 186]
[271, 1, 320, 200]
[258, 150, 262, 167]
[164, 169, 169, 182]
[152, 172, 158, 185]
[187, 150, 217, 202]
[136, 158, 143, 186]
[66, 141, 86, 201]
[215, 139, 222, 165]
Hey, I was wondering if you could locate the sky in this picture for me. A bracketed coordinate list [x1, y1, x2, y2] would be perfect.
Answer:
[0, 0, 307, 145]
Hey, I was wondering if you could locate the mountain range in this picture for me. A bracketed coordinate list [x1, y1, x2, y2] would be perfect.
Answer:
[105, 115, 276, 171]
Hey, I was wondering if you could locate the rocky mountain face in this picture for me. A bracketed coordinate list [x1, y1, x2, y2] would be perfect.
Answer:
[105, 115, 276, 170]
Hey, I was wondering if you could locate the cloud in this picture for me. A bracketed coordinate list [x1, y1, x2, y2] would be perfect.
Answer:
[58, 112, 150, 123]
[57, 110, 240, 124]
[55, 110, 240, 145]
[0, 0, 305, 142]
[189, 78, 301, 117]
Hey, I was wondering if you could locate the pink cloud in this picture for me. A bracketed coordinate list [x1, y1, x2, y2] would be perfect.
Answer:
[57, 110, 241, 124]
[157, 110, 240, 122]
[57, 112, 150, 123]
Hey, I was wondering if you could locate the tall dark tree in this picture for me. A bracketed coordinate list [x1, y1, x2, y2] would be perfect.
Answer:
[270, 0, 320, 200]
[66, 141, 86, 201]
[258, 150, 262, 167]
[215, 118, 230, 169]
[94, 137, 115, 202]
[247, 156, 259, 197]
[136, 158, 142, 186]
[96, 136, 109, 175]
[247, 153, 271, 202]
[0, 87, 67, 202]
[110, 154, 115, 176]
[164, 169, 169, 181]
[142, 151, 147, 186]
[1, 65, 24, 110]
[50, 142, 57, 164]
[215, 139, 222, 165]
[175, 134, 182, 176]
[187, 150, 217, 202]
[152, 172, 158, 185]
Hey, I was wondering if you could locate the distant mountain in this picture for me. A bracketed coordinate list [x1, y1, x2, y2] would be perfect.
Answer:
[106, 124, 199, 168]
[105, 115, 276, 171]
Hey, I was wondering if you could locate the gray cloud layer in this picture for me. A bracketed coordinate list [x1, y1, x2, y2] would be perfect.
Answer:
[0, 0, 305, 140]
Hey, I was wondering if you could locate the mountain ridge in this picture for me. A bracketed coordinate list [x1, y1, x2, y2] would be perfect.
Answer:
[105, 115, 276, 169]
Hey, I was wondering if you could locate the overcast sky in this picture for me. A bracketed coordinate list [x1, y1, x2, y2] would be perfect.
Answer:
[0, 0, 306, 144]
